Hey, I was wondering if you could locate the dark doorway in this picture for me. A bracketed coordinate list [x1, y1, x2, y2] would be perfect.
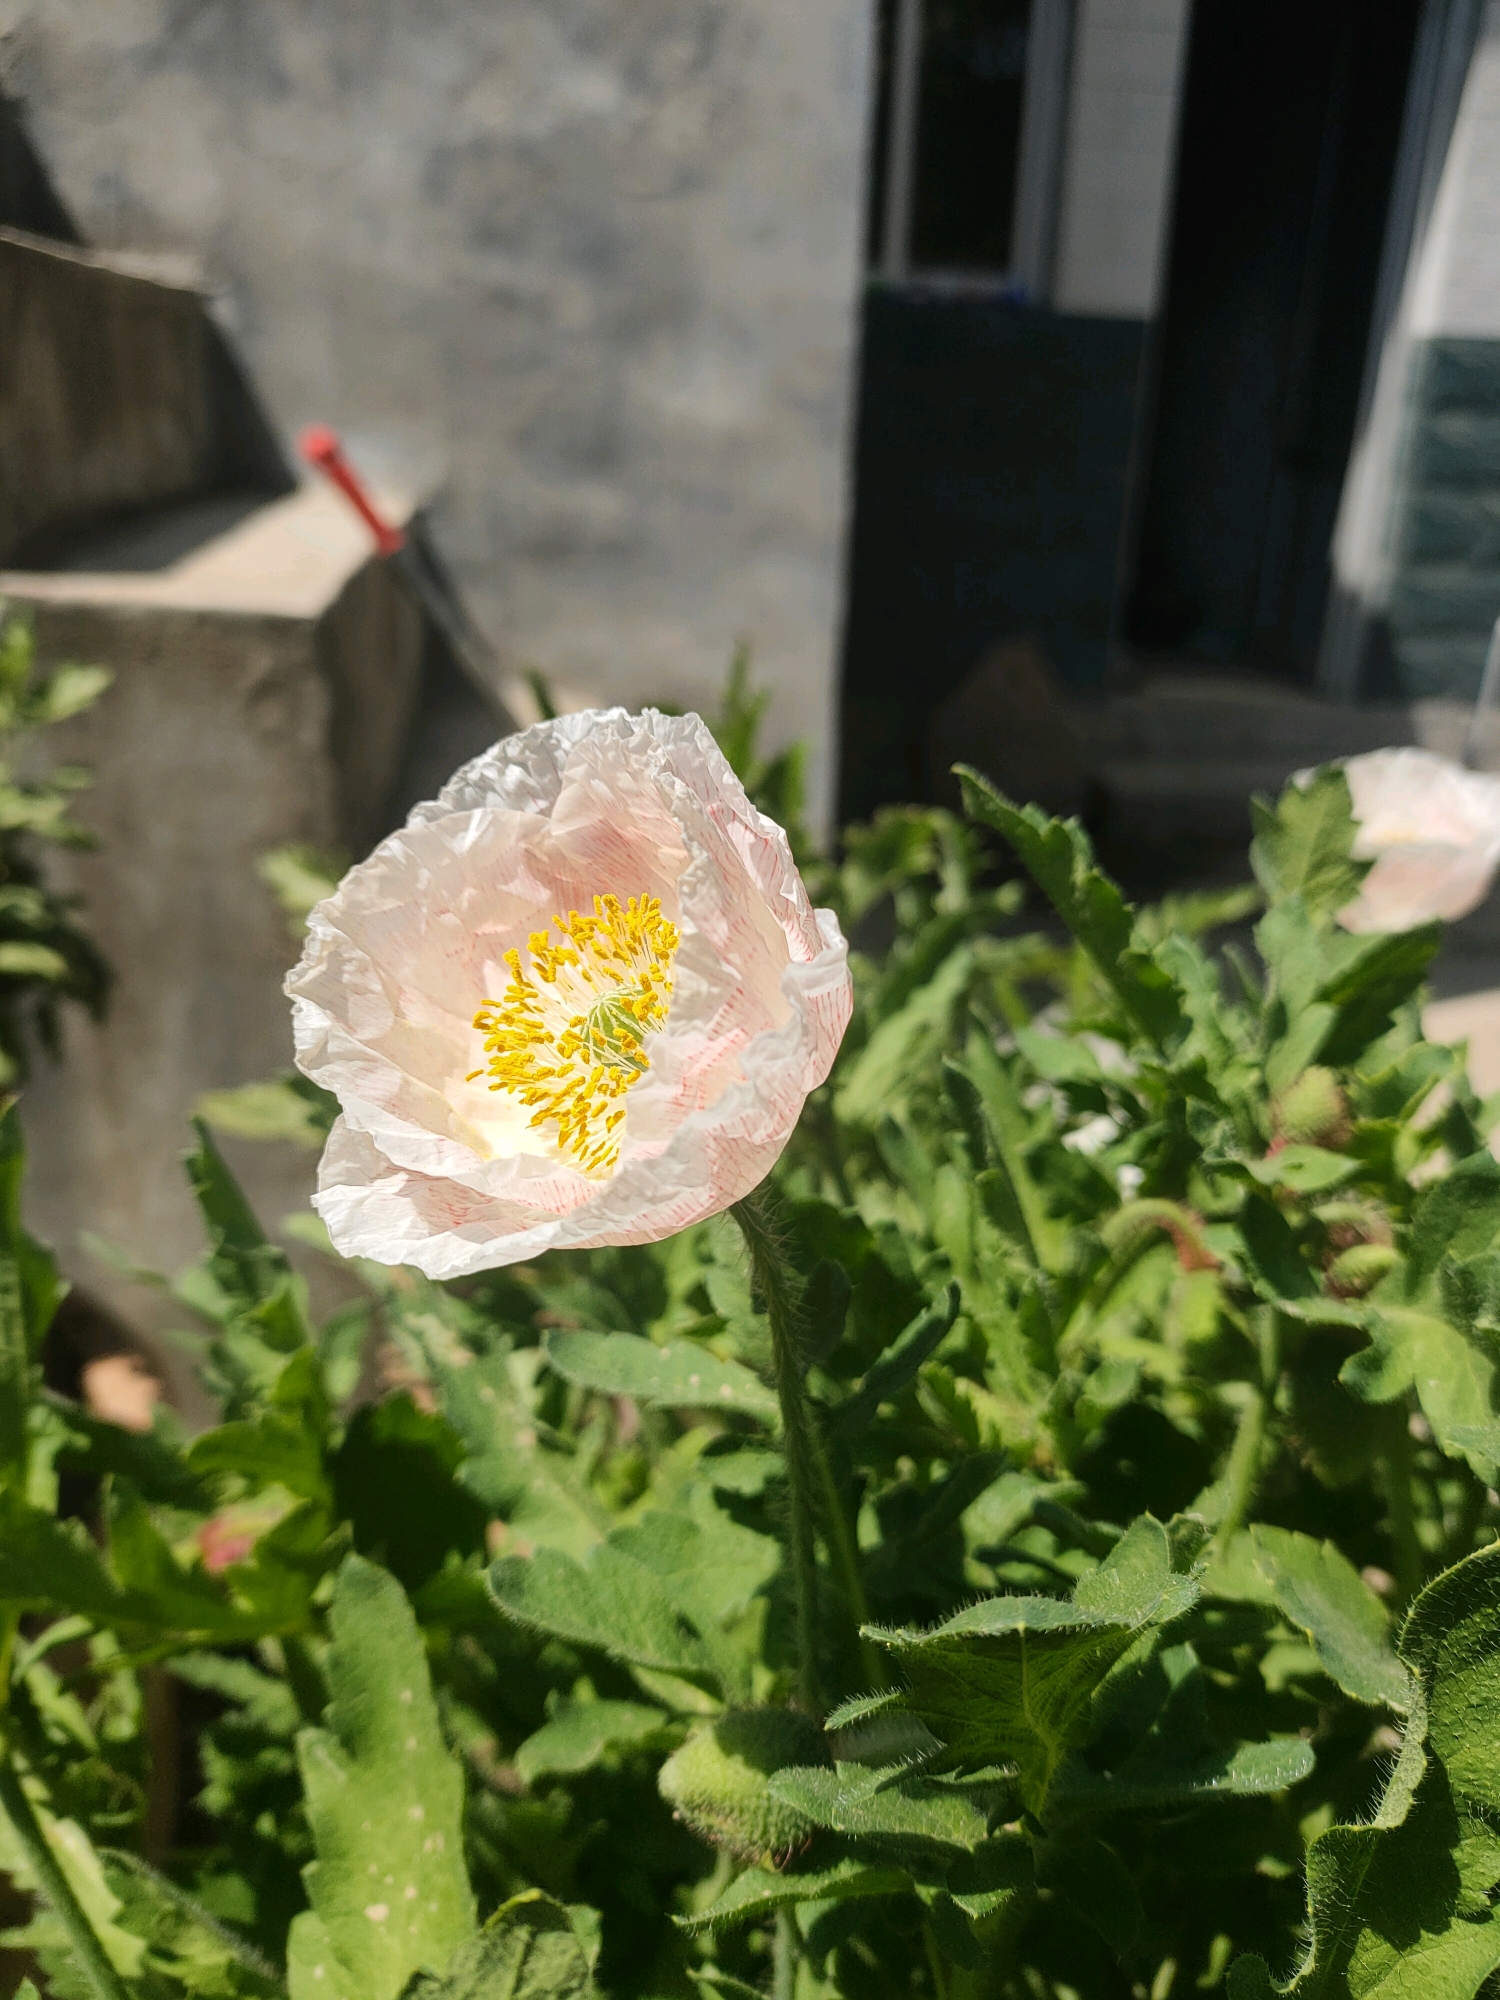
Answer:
[839, 0, 1142, 823]
[1123, 0, 1423, 679]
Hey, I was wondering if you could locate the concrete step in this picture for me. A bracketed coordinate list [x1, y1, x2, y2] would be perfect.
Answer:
[933, 643, 1500, 843]
[1083, 672, 1414, 764]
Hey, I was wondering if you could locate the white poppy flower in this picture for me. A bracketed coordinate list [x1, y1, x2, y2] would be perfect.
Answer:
[285, 709, 852, 1278]
[1336, 748, 1500, 933]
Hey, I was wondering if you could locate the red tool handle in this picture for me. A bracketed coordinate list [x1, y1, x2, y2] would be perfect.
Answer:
[298, 423, 407, 558]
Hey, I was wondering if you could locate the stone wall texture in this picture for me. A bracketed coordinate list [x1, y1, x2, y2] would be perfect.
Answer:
[0, 0, 875, 828]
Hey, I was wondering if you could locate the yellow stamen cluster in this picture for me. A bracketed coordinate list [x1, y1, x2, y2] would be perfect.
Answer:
[470, 893, 680, 1177]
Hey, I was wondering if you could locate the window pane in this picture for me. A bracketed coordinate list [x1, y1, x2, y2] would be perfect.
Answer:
[910, 0, 1031, 272]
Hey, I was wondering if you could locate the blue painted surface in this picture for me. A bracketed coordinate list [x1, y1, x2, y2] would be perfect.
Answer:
[838, 288, 1144, 817]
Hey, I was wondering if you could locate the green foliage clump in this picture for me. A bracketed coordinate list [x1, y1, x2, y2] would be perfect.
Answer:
[17, 694, 1500, 2000]
[0, 603, 110, 1081]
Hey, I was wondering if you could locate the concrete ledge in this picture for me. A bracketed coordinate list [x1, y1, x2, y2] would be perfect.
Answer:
[3, 478, 409, 620]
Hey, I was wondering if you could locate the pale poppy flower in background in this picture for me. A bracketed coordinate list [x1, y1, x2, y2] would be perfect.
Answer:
[1335, 747, 1500, 933]
[286, 708, 852, 1279]
[81, 1352, 161, 1434]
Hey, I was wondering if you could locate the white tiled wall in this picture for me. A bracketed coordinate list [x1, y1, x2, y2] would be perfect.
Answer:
[1052, 0, 1190, 320]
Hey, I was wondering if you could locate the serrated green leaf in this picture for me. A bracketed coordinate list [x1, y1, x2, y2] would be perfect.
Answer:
[403, 1892, 595, 2000]
[196, 1077, 334, 1149]
[185, 1118, 310, 1338]
[1228, 1765, 1500, 1998]
[188, 1387, 329, 1504]
[765, 1763, 1002, 1852]
[866, 1517, 1197, 1811]
[1400, 1543, 1500, 1820]
[0, 1488, 132, 1619]
[1231, 1543, 1500, 1996]
[1052, 1736, 1314, 1814]
[0, 1258, 25, 1493]
[1341, 1307, 1500, 1484]
[1244, 1527, 1410, 1710]
[100, 1848, 282, 1997]
[287, 1914, 359, 2000]
[676, 1859, 912, 1934]
[835, 946, 978, 1125]
[1249, 768, 1367, 925]
[166, 1650, 301, 1737]
[1407, 1152, 1500, 1284]
[610, 1495, 779, 1660]
[835, 1285, 961, 1438]
[825, 1690, 905, 1731]
[1247, 1147, 1359, 1194]
[488, 1544, 722, 1692]
[31, 663, 111, 725]
[956, 769, 1182, 1046]
[46, 1401, 195, 1519]
[1072, 1515, 1200, 1623]
[0, 942, 67, 980]
[514, 1701, 674, 1785]
[945, 1833, 1034, 1917]
[294, 1557, 474, 2000]
[953, 1033, 1068, 1270]
[462, 1444, 608, 1564]
[542, 1329, 776, 1420]
[0, 1790, 148, 1985]
[108, 1487, 265, 1637]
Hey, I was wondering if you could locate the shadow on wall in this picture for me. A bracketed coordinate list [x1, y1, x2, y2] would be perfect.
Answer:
[0, 89, 293, 574]
[0, 89, 78, 241]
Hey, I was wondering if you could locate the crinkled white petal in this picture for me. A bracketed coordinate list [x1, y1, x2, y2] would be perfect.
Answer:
[286, 709, 852, 1276]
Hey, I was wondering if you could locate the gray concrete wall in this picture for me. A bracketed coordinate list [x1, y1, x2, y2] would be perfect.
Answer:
[0, 0, 874, 832]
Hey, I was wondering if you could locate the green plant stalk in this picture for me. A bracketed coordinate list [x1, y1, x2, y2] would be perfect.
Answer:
[1379, 1409, 1424, 1608]
[733, 1191, 824, 1718]
[922, 1915, 950, 2000]
[773, 1907, 797, 2000]
[0, 1606, 17, 1696]
[1211, 1388, 1266, 1556]
[1211, 1308, 1280, 1556]
[810, 1433, 889, 1691]
[0, 1740, 134, 2000]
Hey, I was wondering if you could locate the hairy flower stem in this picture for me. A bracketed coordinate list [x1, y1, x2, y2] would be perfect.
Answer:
[1211, 1307, 1280, 1557]
[0, 1742, 133, 2000]
[1211, 1388, 1266, 1556]
[733, 1191, 824, 1719]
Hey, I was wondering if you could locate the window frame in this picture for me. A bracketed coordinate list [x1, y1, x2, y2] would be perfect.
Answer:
[874, 0, 1074, 297]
